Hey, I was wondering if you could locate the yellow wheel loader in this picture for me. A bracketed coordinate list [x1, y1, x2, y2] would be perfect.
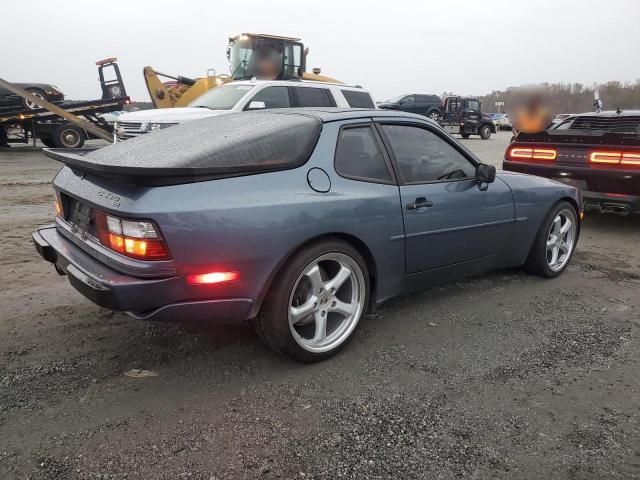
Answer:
[144, 33, 341, 108]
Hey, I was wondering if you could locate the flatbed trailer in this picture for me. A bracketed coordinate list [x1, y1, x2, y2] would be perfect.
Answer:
[0, 96, 129, 148]
[0, 58, 129, 148]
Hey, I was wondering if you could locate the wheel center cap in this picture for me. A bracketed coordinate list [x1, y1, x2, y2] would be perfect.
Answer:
[320, 292, 331, 305]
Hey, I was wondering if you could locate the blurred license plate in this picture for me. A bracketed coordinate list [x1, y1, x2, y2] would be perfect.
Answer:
[69, 202, 91, 236]
[553, 177, 588, 190]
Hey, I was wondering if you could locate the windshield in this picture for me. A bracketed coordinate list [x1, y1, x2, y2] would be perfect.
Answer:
[385, 95, 406, 103]
[190, 84, 254, 110]
[229, 37, 303, 80]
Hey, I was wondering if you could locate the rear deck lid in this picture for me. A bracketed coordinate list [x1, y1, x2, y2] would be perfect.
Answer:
[45, 111, 322, 186]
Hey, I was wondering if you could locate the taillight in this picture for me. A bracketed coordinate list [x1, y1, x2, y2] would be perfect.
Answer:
[507, 147, 557, 161]
[590, 151, 640, 166]
[94, 212, 170, 260]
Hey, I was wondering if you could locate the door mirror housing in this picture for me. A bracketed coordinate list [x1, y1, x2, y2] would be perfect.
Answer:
[247, 101, 266, 110]
[475, 163, 496, 184]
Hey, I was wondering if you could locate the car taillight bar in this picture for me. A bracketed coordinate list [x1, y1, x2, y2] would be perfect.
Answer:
[94, 212, 170, 260]
[508, 147, 557, 161]
[589, 151, 640, 166]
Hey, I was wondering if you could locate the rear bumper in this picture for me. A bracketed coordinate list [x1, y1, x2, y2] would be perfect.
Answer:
[32, 225, 253, 322]
[503, 160, 640, 214]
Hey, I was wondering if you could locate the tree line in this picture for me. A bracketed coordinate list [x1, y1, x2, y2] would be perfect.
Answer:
[476, 80, 640, 114]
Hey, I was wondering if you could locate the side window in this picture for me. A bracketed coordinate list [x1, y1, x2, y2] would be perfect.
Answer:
[335, 126, 391, 183]
[341, 90, 375, 108]
[401, 96, 415, 105]
[296, 87, 335, 107]
[245, 86, 290, 110]
[381, 125, 476, 183]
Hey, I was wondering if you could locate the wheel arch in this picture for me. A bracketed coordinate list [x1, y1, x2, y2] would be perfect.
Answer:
[248, 232, 379, 319]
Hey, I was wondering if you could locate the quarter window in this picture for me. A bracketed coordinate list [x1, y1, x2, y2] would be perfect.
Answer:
[296, 87, 335, 107]
[335, 126, 391, 182]
[245, 86, 290, 109]
[341, 90, 375, 108]
[382, 125, 475, 183]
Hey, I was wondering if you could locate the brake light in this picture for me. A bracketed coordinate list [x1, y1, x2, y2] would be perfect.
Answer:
[621, 152, 640, 166]
[589, 151, 640, 166]
[94, 212, 170, 260]
[590, 151, 620, 164]
[508, 147, 557, 161]
[187, 271, 239, 285]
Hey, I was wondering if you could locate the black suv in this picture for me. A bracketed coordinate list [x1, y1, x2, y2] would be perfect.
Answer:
[377, 94, 443, 121]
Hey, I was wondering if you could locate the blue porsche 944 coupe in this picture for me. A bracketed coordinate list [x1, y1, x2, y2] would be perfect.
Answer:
[33, 109, 581, 361]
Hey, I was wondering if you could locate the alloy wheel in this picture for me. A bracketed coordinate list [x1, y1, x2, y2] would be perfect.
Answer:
[25, 91, 45, 110]
[546, 209, 576, 272]
[288, 252, 365, 353]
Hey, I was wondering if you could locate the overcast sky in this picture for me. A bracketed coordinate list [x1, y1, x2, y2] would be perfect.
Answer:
[1, 0, 638, 103]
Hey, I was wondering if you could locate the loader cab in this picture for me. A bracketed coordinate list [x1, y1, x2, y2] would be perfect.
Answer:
[96, 58, 127, 100]
[227, 33, 306, 81]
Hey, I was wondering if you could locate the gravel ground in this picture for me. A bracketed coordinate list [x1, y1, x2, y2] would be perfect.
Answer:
[1, 132, 639, 479]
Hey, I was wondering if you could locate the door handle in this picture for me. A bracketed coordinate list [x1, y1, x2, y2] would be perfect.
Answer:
[406, 197, 434, 210]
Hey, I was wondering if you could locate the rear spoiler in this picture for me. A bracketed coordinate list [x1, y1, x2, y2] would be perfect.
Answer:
[43, 148, 290, 187]
[516, 129, 640, 146]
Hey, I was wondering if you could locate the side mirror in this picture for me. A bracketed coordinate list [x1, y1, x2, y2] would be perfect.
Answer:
[475, 163, 496, 184]
[247, 101, 266, 110]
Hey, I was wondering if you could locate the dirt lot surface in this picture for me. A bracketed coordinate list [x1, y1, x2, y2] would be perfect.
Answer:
[1, 132, 639, 479]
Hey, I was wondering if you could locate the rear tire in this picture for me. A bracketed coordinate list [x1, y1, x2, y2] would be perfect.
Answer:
[479, 124, 492, 140]
[23, 89, 46, 110]
[254, 238, 369, 362]
[524, 201, 578, 278]
[52, 124, 85, 148]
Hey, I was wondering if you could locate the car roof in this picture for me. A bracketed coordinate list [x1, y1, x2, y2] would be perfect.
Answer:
[574, 110, 640, 118]
[228, 79, 365, 90]
[263, 107, 437, 124]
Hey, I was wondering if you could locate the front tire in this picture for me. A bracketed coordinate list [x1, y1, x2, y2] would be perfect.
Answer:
[460, 132, 470, 139]
[479, 124, 492, 140]
[255, 239, 369, 362]
[426, 110, 441, 122]
[524, 201, 578, 278]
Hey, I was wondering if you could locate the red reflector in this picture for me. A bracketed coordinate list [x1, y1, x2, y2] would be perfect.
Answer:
[508, 147, 557, 161]
[187, 271, 239, 285]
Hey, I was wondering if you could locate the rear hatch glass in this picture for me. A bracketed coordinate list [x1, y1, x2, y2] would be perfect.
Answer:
[45, 111, 322, 186]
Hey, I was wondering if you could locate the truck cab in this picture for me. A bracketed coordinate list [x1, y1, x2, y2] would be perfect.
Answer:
[440, 96, 496, 140]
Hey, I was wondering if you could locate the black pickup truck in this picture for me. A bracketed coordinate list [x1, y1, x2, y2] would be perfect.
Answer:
[503, 110, 640, 215]
[439, 96, 496, 140]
